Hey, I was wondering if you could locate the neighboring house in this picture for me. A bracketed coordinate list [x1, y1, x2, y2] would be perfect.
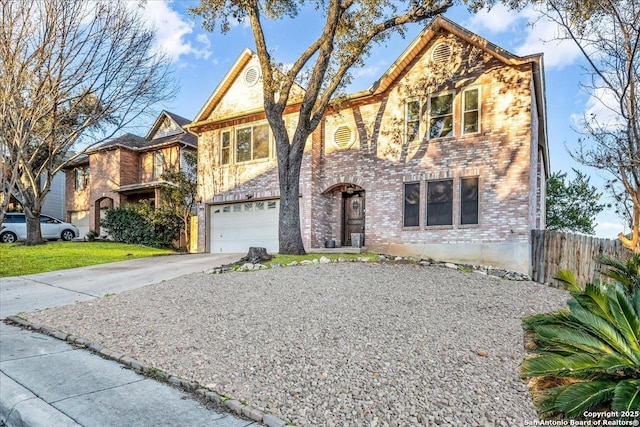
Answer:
[63, 111, 197, 238]
[40, 173, 66, 219]
[3, 175, 65, 220]
[187, 15, 549, 274]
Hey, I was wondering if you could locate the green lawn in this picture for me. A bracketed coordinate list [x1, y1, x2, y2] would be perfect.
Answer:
[0, 242, 175, 277]
[270, 252, 377, 265]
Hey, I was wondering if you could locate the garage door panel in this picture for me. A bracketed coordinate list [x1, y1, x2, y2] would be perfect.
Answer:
[210, 200, 279, 253]
[70, 211, 90, 239]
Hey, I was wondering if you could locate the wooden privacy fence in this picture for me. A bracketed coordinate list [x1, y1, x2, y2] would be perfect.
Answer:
[530, 230, 630, 286]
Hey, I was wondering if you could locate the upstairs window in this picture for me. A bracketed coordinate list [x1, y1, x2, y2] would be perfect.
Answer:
[403, 182, 420, 227]
[221, 131, 231, 165]
[429, 93, 454, 139]
[235, 124, 269, 162]
[427, 180, 453, 226]
[75, 166, 90, 190]
[153, 151, 165, 179]
[463, 88, 480, 134]
[460, 177, 479, 225]
[405, 99, 421, 143]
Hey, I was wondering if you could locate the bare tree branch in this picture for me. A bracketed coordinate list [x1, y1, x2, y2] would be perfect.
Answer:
[0, 0, 176, 244]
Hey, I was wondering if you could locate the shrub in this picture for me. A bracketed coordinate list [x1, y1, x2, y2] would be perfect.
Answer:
[101, 205, 181, 248]
[520, 257, 640, 421]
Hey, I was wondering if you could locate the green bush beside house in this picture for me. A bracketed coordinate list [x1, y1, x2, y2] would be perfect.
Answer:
[101, 205, 181, 248]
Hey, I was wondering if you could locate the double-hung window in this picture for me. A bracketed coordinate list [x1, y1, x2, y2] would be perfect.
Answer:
[153, 151, 165, 179]
[75, 167, 89, 190]
[221, 131, 231, 165]
[403, 182, 420, 227]
[463, 88, 480, 134]
[426, 180, 453, 226]
[428, 93, 454, 139]
[405, 99, 421, 143]
[235, 124, 270, 162]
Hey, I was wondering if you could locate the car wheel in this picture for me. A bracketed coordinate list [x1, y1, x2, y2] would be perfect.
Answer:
[61, 229, 75, 241]
[1, 231, 17, 243]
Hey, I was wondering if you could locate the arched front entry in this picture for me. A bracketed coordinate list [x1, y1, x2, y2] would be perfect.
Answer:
[94, 197, 114, 236]
[343, 187, 365, 247]
[323, 183, 365, 247]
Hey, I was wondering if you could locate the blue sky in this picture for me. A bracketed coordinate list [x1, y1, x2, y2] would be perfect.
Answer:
[136, 0, 623, 238]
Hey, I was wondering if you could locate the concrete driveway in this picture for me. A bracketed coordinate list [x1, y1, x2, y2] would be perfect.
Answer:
[0, 253, 241, 319]
[1, 252, 255, 427]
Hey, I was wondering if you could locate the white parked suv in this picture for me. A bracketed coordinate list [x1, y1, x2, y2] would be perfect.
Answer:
[0, 213, 79, 243]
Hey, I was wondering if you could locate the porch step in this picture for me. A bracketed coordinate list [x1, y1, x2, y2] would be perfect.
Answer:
[310, 247, 368, 254]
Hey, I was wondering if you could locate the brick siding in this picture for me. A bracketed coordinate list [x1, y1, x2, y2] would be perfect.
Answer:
[195, 26, 547, 267]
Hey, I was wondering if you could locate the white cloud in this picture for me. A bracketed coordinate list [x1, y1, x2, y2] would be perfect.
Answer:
[594, 221, 626, 239]
[352, 64, 384, 80]
[466, 3, 523, 35]
[513, 10, 582, 70]
[465, 5, 582, 70]
[571, 86, 623, 131]
[137, 1, 212, 63]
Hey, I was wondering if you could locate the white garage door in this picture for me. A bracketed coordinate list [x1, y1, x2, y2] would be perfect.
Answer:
[70, 210, 90, 239]
[209, 200, 279, 253]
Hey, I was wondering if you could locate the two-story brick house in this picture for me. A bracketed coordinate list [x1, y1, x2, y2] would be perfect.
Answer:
[187, 16, 549, 274]
[64, 111, 197, 238]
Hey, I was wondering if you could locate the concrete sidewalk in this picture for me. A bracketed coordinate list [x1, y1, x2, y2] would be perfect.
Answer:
[0, 253, 255, 427]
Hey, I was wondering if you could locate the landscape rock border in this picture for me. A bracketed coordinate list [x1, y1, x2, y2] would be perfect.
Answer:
[2, 316, 289, 427]
[206, 253, 534, 282]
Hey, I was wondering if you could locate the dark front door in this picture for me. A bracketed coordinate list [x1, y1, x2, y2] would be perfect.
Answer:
[343, 191, 365, 246]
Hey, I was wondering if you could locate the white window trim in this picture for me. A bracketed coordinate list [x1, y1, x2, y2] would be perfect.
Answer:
[405, 98, 422, 144]
[427, 90, 455, 140]
[234, 122, 272, 164]
[220, 129, 232, 165]
[462, 87, 481, 135]
[153, 151, 165, 179]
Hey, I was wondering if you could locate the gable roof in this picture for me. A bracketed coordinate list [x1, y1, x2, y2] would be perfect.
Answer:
[190, 48, 255, 125]
[87, 133, 147, 153]
[364, 15, 549, 175]
[88, 111, 197, 155]
[188, 48, 307, 128]
[367, 15, 543, 95]
[188, 15, 549, 175]
[146, 110, 193, 140]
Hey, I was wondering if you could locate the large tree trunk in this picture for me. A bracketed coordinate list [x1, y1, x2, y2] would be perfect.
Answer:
[23, 205, 44, 245]
[273, 122, 306, 255]
[278, 170, 305, 254]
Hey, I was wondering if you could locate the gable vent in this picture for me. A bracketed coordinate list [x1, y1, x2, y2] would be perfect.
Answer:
[333, 125, 354, 149]
[431, 42, 452, 63]
[244, 66, 260, 86]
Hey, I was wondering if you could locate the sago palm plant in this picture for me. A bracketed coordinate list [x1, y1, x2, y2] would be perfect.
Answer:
[520, 256, 640, 420]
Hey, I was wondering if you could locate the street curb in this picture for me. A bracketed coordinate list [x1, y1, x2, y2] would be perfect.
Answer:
[3, 316, 290, 427]
[1, 358, 81, 427]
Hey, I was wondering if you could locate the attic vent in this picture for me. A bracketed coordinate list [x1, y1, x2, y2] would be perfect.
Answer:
[244, 66, 260, 86]
[431, 42, 452, 63]
[333, 125, 354, 149]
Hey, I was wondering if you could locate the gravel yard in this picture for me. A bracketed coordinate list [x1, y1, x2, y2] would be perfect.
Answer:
[25, 262, 569, 426]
